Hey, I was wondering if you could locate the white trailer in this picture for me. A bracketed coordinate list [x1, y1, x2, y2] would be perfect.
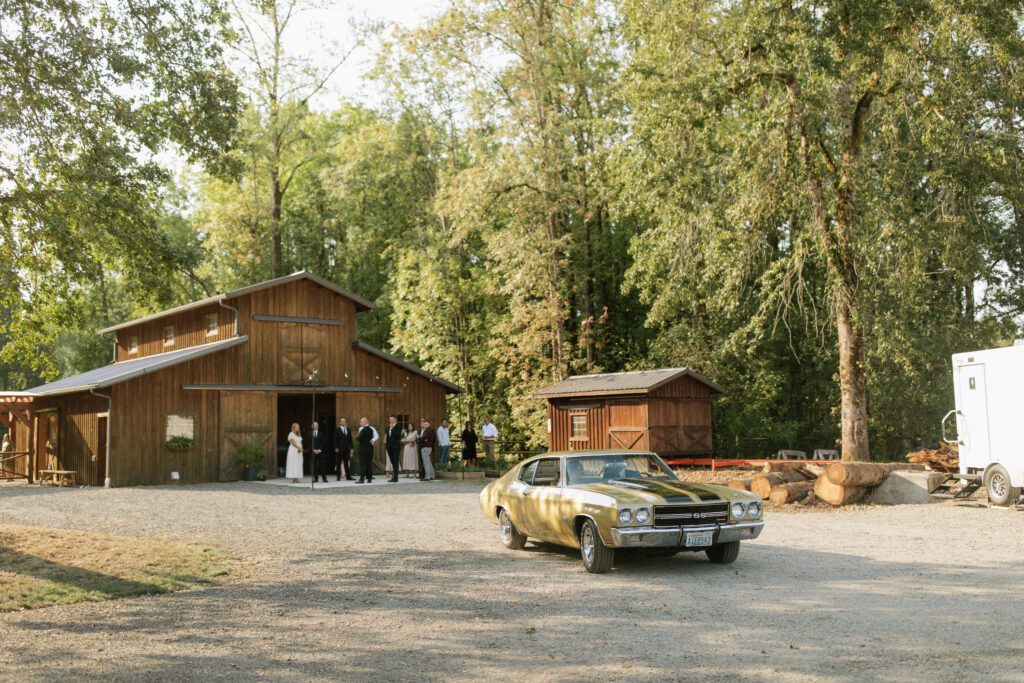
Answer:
[948, 343, 1024, 505]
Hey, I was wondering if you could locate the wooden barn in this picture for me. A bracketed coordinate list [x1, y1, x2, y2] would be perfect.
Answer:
[0, 272, 460, 486]
[536, 368, 723, 458]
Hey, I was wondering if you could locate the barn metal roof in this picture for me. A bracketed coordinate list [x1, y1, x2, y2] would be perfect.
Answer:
[23, 337, 249, 397]
[353, 341, 463, 394]
[534, 368, 724, 398]
[97, 271, 374, 335]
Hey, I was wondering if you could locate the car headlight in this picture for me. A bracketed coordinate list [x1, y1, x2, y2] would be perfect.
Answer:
[731, 502, 746, 519]
[635, 508, 651, 524]
[747, 501, 762, 517]
[618, 508, 633, 525]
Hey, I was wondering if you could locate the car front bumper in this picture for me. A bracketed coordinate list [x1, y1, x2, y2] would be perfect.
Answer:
[609, 520, 765, 548]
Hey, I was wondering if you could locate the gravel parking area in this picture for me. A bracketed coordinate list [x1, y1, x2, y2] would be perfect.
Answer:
[1, 481, 1022, 682]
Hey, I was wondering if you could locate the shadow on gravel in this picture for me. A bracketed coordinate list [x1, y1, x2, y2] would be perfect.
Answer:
[8, 542, 1024, 682]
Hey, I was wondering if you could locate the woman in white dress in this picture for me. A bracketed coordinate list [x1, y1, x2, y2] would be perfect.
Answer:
[401, 423, 419, 478]
[285, 422, 303, 483]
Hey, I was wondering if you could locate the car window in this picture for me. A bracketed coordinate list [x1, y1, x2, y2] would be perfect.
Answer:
[518, 460, 539, 484]
[532, 458, 561, 487]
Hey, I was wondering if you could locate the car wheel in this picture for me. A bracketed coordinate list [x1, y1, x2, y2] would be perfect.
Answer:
[498, 508, 527, 550]
[985, 465, 1021, 507]
[643, 548, 680, 558]
[579, 519, 614, 574]
[705, 541, 740, 564]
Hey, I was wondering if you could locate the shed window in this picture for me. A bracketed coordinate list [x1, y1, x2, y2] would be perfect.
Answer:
[163, 326, 175, 346]
[570, 414, 588, 440]
[166, 415, 194, 440]
[128, 336, 138, 354]
[206, 313, 218, 336]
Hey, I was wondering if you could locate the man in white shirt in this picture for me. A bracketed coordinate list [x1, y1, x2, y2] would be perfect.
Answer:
[481, 417, 498, 463]
[436, 419, 452, 465]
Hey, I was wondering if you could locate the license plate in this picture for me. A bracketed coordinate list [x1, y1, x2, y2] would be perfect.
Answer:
[684, 530, 714, 547]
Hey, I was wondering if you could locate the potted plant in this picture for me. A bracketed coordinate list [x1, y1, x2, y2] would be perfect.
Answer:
[237, 442, 264, 482]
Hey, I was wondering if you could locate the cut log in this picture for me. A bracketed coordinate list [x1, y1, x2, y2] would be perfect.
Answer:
[762, 462, 807, 473]
[906, 442, 959, 473]
[825, 462, 926, 487]
[728, 478, 752, 491]
[750, 470, 815, 499]
[814, 476, 866, 506]
[768, 481, 815, 505]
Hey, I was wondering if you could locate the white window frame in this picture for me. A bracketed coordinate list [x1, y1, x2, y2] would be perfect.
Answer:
[163, 325, 175, 346]
[166, 414, 194, 440]
[205, 313, 218, 336]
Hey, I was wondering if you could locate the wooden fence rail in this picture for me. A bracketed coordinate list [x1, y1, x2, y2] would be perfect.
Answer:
[0, 450, 31, 481]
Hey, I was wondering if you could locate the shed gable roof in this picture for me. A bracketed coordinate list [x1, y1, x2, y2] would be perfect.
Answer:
[534, 367, 724, 398]
[98, 271, 373, 335]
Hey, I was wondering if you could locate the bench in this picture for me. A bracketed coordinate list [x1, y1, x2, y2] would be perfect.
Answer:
[39, 469, 77, 487]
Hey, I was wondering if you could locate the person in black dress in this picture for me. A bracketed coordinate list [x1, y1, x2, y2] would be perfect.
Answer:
[461, 420, 478, 467]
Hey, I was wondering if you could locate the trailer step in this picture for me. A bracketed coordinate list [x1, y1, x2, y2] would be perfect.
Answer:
[930, 473, 983, 500]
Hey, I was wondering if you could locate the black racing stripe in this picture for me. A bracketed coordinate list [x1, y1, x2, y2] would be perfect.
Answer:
[609, 479, 696, 503]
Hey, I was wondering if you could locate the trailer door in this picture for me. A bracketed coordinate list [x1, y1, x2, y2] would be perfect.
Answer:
[958, 364, 991, 463]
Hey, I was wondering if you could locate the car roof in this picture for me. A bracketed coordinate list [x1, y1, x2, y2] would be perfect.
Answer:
[521, 450, 657, 463]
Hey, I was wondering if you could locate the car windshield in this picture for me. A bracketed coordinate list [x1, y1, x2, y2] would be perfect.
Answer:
[565, 454, 677, 486]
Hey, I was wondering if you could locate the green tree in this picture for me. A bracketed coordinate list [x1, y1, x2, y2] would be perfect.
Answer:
[621, 0, 1024, 460]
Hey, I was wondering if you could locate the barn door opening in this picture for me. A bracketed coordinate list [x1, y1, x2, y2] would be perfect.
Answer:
[277, 393, 336, 475]
[219, 392, 276, 481]
[34, 410, 58, 478]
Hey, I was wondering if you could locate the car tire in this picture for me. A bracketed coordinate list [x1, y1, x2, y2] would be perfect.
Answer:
[985, 465, 1021, 507]
[498, 508, 527, 550]
[579, 519, 614, 574]
[643, 548, 680, 558]
[705, 541, 740, 564]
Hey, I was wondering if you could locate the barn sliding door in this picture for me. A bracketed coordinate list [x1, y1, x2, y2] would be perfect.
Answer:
[219, 392, 276, 481]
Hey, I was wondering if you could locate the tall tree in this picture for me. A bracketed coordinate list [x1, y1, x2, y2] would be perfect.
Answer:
[0, 0, 239, 381]
[621, 0, 1024, 460]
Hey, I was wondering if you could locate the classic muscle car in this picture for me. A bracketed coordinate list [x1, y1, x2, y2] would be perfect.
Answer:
[480, 450, 764, 573]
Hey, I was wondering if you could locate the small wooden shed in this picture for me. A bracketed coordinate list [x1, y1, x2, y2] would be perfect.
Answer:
[536, 368, 723, 458]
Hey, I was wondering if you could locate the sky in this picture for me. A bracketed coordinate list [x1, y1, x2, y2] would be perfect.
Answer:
[278, 0, 447, 108]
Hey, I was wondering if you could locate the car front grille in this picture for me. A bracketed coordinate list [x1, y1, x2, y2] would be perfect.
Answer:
[653, 502, 729, 528]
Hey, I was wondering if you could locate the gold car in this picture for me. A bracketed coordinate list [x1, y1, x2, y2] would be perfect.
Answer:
[480, 450, 765, 573]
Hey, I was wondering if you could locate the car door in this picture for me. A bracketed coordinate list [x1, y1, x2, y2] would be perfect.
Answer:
[522, 457, 566, 542]
[506, 460, 539, 534]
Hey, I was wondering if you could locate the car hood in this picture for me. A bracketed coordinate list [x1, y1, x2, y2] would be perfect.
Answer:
[576, 479, 732, 504]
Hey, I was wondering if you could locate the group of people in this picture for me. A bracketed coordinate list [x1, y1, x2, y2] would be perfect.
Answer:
[283, 416, 499, 483]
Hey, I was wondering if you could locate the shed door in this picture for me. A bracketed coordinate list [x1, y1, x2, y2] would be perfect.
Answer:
[958, 364, 991, 463]
[219, 392, 276, 481]
[607, 402, 646, 450]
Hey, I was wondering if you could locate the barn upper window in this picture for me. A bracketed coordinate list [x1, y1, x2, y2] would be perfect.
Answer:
[570, 414, 588, 440]
[206, 313, 218, 336]
[163, 326, 175, 346]
[128, 336, 138, 354]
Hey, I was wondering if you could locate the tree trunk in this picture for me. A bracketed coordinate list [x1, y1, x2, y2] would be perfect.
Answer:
[825, 462, 925, 487]
[271, 173, 283, 277]
[836, 297, 870, 461]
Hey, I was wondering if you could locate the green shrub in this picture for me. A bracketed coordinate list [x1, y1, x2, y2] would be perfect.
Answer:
[237, 442, 264, 467]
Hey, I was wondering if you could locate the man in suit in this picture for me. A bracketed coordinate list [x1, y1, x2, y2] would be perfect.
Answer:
[334, 418, 355, 481]
[384, 415, 403, 483]
[306, 421, 330, 483]
[356, 417, 377, 483]
[418, 418, 436, 481]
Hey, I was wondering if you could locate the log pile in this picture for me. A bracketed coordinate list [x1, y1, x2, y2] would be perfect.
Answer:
[906, 442, 959, 473]
[728, 460, 931, 507]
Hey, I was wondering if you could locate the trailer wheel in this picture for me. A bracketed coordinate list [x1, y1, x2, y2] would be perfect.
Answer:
[984, 465, 1021, 507]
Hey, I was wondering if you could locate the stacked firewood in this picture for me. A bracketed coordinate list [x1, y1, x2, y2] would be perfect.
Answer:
[906, 442, 959, 473]
[729, 461, 927, 506]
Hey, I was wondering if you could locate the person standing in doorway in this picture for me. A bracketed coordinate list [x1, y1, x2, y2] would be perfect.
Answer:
[481, 417, 498, 464]
[461, 420, 478, 467]
[384, 415, 403, 483]
[306, 421, 329, 483]
[418, 419, 436, 481]
[334, 418, 355, 481]
[356, 417, 377, 483]
[436, 419, 451, 466]
[285, 423, 304, 483]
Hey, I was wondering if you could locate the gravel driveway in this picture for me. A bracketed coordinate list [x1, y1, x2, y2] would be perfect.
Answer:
[1, 481, 1022, 682]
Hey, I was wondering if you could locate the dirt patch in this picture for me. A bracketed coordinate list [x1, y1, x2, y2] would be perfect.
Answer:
[0, 524, 233, 612]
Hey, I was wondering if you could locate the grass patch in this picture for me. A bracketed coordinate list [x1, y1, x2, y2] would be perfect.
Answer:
[0, 525, 233, 612]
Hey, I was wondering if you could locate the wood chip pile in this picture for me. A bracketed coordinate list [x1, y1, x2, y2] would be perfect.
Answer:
[729, 461, 927, 507]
